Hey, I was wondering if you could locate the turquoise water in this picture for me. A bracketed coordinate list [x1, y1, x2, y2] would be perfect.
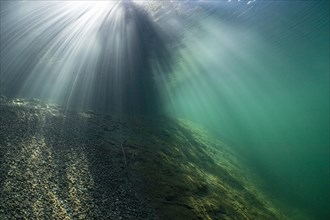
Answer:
[1, 0, 329, 219]
[161, 1, 329, 219]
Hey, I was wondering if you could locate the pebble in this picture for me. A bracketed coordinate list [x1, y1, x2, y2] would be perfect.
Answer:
[0, 98, 157, 220]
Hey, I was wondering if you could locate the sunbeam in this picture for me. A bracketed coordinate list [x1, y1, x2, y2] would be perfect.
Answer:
[0, 1, 329, 220]
[1, 0, 178, 114]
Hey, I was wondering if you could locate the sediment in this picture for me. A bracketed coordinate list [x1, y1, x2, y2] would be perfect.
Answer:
[0, 96, 287, 219]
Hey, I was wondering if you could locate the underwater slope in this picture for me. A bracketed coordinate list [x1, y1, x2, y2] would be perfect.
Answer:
[0, 97, 288, 220]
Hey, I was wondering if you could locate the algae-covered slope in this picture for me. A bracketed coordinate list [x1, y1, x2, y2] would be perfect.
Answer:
[0, 97, 287, 219]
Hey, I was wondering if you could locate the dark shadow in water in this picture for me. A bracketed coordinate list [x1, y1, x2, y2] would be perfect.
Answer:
[91, 0, 175, 115]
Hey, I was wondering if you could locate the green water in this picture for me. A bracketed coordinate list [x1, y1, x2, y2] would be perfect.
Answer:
[0, 0, 328, 219]
[161, 1, 329, 219]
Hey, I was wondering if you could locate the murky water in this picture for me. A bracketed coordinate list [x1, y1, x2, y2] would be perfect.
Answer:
[1, 0, 329, 219]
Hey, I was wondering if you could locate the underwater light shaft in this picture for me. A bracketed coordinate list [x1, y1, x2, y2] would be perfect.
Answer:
[0, 0, 177, 113]
[0, 0, 329, 220]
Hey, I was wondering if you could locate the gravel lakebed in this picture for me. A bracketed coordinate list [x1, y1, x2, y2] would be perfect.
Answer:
[0, 97, 291, 220]
[0, 97, 156, 219]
